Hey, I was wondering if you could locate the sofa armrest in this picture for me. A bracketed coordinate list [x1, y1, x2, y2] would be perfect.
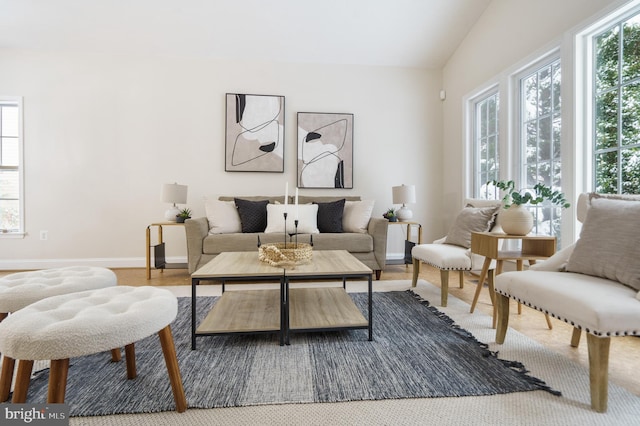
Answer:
[367, 217, 389, 271]
[184, 217, 209, 273]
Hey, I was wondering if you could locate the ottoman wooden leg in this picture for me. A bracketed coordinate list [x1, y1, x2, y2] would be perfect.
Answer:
[0, 312, 7, 322]
[12, 359, 34, 403]
[47, 359, 69, 404]
[111, 348, 122, 362]
[158, 325, 187, 413]
[0, 356, 16, 401]
[125, 343, 137, 379]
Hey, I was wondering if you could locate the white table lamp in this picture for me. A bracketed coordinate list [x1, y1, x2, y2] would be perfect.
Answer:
[392, 184, 416, 221]
[162, 183, 188, 222]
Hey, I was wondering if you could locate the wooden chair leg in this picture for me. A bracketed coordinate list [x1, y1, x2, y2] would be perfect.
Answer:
[125, 343, 137, 380]
[571, 327, 581, 348]
[439, 270, 449, 307]
[47, 359, 69, 404]
[0, 356, 16, 401]
[12, 359, 34, 403]
[458, 271, 464, 288]
[495, 294, 510, 344]
[470, 258, 492, 313]
[411, 258, 420, 287]
[587, 334, 610, 413]
[158, 326, 187, 413]
[111, 348, 122, 362]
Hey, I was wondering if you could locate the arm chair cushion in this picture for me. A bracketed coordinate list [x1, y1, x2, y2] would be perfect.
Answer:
[412, 243, 472, 271]
[566, 196, 640, 291]
[444, 205, 500, 248]
[529, 243, 576, 272]
[495, 270, 640, 337]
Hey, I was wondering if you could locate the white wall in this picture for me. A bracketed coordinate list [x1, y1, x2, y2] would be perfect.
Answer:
[440, 0, 622, 233]
[0, 48, 443, 268]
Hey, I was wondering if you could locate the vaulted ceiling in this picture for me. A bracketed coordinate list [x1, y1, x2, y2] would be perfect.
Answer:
[0, 0, 492, 68]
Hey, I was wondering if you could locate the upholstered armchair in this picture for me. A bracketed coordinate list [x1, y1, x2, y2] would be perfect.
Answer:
[494, 193, 640, 412]
[411, 199, 501, 306]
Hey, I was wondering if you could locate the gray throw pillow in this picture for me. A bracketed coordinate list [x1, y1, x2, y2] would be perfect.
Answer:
[315, 199, 345, 233]
[234, 198, 269, 233]
[566, 196, 640, 291]
[444, 206, 500, 248]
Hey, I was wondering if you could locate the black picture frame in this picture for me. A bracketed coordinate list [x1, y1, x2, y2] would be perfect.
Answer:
[297, 112, 354, 188]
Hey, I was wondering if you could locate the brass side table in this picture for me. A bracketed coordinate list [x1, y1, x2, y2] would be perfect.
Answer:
[146, 222, 187, 279]
[470, 231, 556, 329]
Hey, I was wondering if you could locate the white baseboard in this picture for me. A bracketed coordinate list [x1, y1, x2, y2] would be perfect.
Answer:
[0, 257, 188, 271]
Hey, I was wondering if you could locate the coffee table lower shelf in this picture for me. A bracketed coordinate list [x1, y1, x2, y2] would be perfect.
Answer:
[196, 290, 281, 334]
[195, 287, 368, 343]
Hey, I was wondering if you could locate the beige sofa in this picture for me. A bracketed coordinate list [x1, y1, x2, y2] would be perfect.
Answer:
[185, 195, 388, 279]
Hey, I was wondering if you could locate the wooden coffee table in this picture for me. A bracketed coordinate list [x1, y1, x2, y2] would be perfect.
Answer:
[190, 250, 373, 349]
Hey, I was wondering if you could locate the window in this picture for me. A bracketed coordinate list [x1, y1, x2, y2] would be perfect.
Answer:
[519, 58, 563, 238]
[0, 97, 23, 235]
[593, 11, 640, 194]
[473, 91, 500, 198]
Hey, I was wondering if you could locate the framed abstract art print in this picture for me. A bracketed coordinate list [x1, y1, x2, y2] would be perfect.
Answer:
[225, 93, 285, 172]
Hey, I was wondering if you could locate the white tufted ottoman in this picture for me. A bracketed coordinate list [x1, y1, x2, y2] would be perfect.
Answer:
[0, 266, 117, 318]
[0, 286, 187, 412]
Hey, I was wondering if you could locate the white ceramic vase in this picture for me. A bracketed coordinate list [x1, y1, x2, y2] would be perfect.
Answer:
[500, 204, 534, 235]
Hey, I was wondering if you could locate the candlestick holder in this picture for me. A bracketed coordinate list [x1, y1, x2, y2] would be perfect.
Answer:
[283, 212, 288, 248]
[294, 219, 299, 246]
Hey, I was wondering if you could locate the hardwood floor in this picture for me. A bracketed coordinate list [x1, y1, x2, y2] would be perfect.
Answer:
[1, 264, 639, 398]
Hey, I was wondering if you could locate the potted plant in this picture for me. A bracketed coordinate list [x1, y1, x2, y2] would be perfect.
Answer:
[383, 207, 398, 222]
[176, 208, 192, 223]
[487, 180, 570, 235]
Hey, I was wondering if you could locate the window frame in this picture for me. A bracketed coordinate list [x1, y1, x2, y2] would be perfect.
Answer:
[575, 0, 640, 196]
[463, 83, 501, 199]
[0, 96, 25, 238]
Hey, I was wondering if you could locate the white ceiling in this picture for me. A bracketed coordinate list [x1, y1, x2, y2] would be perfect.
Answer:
[0, 0, 492, 68]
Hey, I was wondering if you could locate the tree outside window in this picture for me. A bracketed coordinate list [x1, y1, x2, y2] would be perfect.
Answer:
[594, 12, 640, 194]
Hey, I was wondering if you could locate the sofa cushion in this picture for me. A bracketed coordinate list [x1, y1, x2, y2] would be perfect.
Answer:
[203, 233, 285, 254]
[202, 232, 372, 254]
[315, 199, 345, 233]
[310, 232, 373, 252]
[343, 200, 374, 233]
[566, 196, 640, 291]
[235, 198, 269, 233]
[444, 205, 499, 248]
[264, 203, 319, 234]
[204, 198, 242, 234]
[495, 270, 640, 336]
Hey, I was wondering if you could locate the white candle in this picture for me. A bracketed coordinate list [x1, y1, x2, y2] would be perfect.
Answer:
[284, 182, 288, 209]
[295, 188, 299, 220]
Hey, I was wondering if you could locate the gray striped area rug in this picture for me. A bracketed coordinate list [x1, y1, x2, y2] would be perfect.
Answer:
[22, 290, 559, 416]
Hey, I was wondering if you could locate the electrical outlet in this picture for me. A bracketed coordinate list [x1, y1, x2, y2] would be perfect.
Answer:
[40, 230, 48, 241]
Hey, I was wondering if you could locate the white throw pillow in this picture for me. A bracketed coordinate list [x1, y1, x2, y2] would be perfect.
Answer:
[264, 204, 319, 234]
[529, 243, 575, 272]
[204, 198, 242, 234]
[343, 200, 374, 233]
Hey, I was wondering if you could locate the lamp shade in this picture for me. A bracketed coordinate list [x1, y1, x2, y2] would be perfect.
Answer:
[392, 185, 416, 205]
[162, 183, 188, 205]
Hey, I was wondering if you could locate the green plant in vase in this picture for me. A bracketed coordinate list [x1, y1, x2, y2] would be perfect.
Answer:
[487, 180, 570, 235]
[176, 208, 192, 223]
[383, 207, 398, 222]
